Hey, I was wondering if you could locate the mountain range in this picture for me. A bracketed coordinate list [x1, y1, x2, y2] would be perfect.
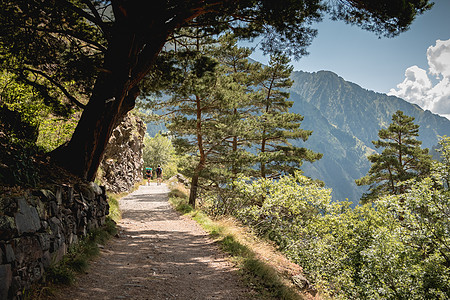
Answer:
[289, 70, 450, 204]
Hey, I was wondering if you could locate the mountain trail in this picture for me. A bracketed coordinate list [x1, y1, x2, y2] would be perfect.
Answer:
[53, 183, 253, 299]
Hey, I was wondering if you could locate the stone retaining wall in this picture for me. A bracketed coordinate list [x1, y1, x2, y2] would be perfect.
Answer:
[0, 182, 109, 299]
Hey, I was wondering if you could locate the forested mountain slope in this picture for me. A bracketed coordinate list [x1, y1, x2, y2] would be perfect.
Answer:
[290, 70, 450, 204]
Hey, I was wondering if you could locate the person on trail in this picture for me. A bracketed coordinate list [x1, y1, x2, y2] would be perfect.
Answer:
[156, 165, 163, 185]
[145, 167, 152, 185]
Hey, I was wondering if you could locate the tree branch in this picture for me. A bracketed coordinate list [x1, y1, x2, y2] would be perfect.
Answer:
[59, 0, 107, 31]
[25, 68, 86, 109]
[129, 1, 224, 87]
[81, 0, 111, 39]
[23, 25, 107, 53]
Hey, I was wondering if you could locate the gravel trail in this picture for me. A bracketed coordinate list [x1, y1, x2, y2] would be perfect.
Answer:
[54, 183, 252, 300]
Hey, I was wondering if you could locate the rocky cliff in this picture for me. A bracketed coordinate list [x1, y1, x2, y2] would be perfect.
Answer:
[99, 113, 146, 193]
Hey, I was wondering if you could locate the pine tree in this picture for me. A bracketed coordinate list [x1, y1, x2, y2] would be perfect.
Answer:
[157, 37, 322, 206]
[155, 33, 238, 207]
[356, 110, 433, 203]
[206, 34, 261, 184]
[251, 54, 322, 179]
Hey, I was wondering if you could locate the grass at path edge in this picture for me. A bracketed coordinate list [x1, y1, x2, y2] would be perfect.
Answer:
[168, 191, 304, 300]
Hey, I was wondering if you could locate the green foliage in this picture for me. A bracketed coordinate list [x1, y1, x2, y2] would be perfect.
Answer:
[0, 73, 78, 185]
[171, 197, 194, 215]
[46, 263, 76, 286]
[143, 133, 177, 177]
[220, 235, 248, 257]
[168, 187, 189, 200]
[169, 191, 194, 214]
[0, 70, 79, 153]
[0, 1, 100, 113]
[0, 71, 44, 120]
[206, 34, 263, 182]
[250, 54, 321, 179]
[37, 115, 78, 151]
[106, 182, 144, 223]
[206, 163, 449, 299]
[154, 32, 253, 206]
[0, 134, 43, 187]
[0, 71, 43, 143]
[435, 135, 450, 188]
[370, 178, 450, 299]
[7, 146, 40, 187]
[106, 194, 121, 223]
[292, 202, 388, 298]
[230, 172, 331, 249]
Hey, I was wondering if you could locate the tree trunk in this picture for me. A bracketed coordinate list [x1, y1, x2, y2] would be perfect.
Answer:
[50, 24, 168, 181]
[260, 135, 267, 179]
[189, 172, 200, 208]
[189, 159, 206, 208]
[47, 2, 222, 181]
[189, 94, 206, 208]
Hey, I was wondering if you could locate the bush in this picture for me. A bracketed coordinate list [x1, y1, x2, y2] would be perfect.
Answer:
[207, 171, 450, 299]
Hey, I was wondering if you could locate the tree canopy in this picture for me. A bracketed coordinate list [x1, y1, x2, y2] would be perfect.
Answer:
[0, 0, 434, 180]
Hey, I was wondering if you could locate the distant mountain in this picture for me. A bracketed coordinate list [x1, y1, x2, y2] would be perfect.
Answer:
[289, 70, 450, 204]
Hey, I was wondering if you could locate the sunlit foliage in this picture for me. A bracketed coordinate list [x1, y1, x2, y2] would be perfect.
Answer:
[207, 137, 450, 299]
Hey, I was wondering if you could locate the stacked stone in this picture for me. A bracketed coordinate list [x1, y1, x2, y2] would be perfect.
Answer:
[0, 182, 109, 299]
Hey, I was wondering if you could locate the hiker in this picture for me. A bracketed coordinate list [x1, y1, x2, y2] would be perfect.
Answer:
[156, 165, 163, 185]
[145, 167, 152, 185]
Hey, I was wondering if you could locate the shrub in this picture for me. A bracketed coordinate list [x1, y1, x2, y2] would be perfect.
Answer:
[207, 170, 450, 299]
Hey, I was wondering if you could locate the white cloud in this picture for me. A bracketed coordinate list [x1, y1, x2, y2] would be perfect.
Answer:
[430, 77, 450, 114]
[388, 39, 450, 119]
[428, 39, 450, 78]
[388, 66, 432, 108]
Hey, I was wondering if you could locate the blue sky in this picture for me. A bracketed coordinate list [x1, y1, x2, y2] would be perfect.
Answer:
[247, 0, 450, 119]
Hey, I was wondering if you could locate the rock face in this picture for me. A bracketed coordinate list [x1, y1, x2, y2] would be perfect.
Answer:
[99, 113, 146, 193]
[0, 183, 109, 299]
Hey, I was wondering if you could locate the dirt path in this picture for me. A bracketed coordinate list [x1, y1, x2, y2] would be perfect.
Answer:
[54, 183, 253, 299]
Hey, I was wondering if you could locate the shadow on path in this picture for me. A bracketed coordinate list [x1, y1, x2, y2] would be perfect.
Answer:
[54, 183, 251, 300]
